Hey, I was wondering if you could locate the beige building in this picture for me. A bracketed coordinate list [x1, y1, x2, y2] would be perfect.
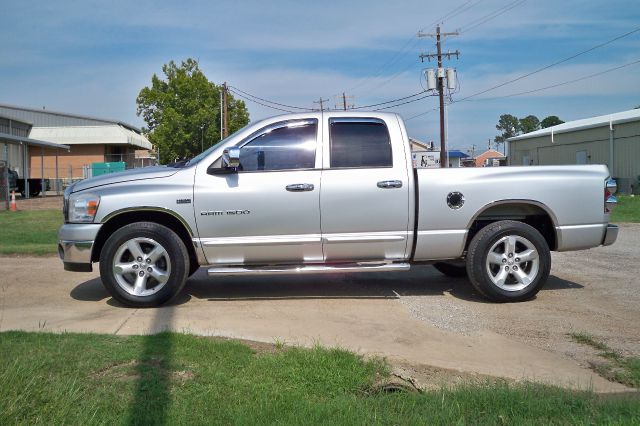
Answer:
[508, 109, 640, 193]
[0, 104, 152, 181]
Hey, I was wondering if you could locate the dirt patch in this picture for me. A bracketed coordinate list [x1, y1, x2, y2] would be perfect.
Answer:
[206, 335, 286, 356]
[390, 360, 510, 392]
[91, 358, 194, 383]
[15, 195, 62, 211]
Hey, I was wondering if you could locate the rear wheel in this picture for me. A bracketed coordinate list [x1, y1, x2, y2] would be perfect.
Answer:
[466, 220, 551, 302]
[99, 222, 189, 307]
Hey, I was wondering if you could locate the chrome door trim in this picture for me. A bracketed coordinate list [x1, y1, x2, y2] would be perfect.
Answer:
[208, 262, 411, 276]
[322, 232, 407, 244]
[201, 234, 322, 247]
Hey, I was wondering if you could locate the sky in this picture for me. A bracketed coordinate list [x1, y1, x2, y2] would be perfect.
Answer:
[1, 0, 639, 154]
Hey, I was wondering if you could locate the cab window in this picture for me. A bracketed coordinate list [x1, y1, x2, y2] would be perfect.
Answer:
[239, 120, 317, 171]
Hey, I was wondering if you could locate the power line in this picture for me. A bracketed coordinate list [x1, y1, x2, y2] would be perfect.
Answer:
[458, 0, 526, 34]
[351, 90, 426, 110]
[464, 58, 640, 101]
[406, 58, 640, 121]
[228, 85, 312, 111]
[345, 38, 420, 94]
[230, 81, 436, 114]
[405, 103, 450, 121]
[421, 0, 476, 30]
[345, 1, 480, 94]
[373, 92, 438, 111]
[228, 88, 295, 113]
[313, 97, 330, 111]
[228, 28, 640, 118]
[455, 25, 640, 102]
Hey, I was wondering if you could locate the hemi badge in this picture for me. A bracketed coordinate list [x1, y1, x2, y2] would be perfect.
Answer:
[176, 199, 191, 204]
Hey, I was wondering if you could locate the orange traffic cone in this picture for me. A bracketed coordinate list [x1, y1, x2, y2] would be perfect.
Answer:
[9, 190, 17, 212]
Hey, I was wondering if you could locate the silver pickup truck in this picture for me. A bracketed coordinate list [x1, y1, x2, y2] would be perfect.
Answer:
[58, 112, 618, 307]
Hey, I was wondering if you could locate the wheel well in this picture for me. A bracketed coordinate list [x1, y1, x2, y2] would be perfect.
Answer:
[465, 203, 557, 251]
[91, 211, 198, 269]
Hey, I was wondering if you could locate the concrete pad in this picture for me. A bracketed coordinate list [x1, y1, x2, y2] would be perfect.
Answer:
[0, 257, 630, 393]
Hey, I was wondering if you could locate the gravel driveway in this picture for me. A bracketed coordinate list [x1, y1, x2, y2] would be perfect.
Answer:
[396, 223, 640, 370]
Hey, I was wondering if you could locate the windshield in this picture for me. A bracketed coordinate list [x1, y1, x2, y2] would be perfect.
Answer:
[178, 122, 254, 167]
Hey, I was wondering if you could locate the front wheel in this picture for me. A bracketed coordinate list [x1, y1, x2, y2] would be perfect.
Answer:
[99, 222, 189, 307]
[466, 220, 551, 302]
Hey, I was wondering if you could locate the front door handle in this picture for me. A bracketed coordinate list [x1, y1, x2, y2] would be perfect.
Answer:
[286, 183, 315, 192]
[377, 180, 403, 189]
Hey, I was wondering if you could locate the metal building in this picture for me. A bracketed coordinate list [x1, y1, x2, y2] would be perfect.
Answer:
[508, 109, 640, 193]
[0, 104, 152, 181]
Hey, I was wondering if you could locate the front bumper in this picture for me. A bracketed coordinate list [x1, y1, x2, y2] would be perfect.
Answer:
[602, 224, 618, 247]
[58, 223, 102, 272]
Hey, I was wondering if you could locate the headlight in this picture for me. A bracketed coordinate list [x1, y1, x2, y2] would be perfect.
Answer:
[68, 193, 100, 223]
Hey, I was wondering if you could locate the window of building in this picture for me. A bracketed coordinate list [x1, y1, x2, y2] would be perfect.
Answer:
[239, 119, 317, 172]
[329, 118, 392, 168]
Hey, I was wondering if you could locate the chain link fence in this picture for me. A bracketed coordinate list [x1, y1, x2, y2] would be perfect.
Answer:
[0, 160, 8, 210]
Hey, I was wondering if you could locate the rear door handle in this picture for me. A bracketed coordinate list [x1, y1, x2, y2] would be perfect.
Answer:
[377, 180, 403, 189]
[286, 183, 315, 192]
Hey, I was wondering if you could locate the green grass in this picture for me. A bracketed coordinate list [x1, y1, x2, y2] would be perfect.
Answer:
[569, 332, 640, 388]
[0, 332, 638, 425]
[611, 195, 640, 223]
[0, 210, 62, 255]
[0, 194, 637, 257]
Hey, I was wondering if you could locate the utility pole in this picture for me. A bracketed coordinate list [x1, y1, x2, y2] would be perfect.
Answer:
[313, 97, 329, 111]
[222, 82, 229, 138]
[419, 25, 459, 168]
[335, 92, 354, 110]
[468, 144, 476, 159]
[219, 87, 224, 141]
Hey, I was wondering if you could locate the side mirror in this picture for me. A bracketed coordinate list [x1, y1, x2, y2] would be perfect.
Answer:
[222, 147, 240, 170]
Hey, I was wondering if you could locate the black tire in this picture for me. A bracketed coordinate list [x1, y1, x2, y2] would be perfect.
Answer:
[99, 222, 189, 307]
[466, 220, 551, 302]
[433, 261, 468, 277]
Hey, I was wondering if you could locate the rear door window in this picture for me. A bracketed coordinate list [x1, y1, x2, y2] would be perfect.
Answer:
[329, 118, 392, 168]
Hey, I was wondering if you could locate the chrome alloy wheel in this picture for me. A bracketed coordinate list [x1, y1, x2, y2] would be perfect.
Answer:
[112, 237, 172, 297]
[485, 235, 539, 292]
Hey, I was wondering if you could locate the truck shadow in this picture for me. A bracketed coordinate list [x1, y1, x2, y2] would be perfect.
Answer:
[71, 266, 583, 306]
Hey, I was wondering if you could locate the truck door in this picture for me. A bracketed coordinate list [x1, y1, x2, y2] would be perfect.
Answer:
[320, 116, 411, 261]
[194, 118, 323, 265]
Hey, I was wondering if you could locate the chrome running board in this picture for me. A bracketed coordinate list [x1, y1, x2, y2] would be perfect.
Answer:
[207, 262, 410, 276]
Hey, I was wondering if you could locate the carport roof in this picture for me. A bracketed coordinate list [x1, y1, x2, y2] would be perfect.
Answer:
[508, 108, 640, 142]
[0, 132, 70, 150]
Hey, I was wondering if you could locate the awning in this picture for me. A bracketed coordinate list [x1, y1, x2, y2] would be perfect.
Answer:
[0, 132, 70, 150]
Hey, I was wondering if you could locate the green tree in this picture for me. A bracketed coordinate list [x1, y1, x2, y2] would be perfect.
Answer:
[495, 114, 520, 143]
[519, 115, 540, 134]
[136, 59, 250, 164]
[540, 115, 564, 129]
